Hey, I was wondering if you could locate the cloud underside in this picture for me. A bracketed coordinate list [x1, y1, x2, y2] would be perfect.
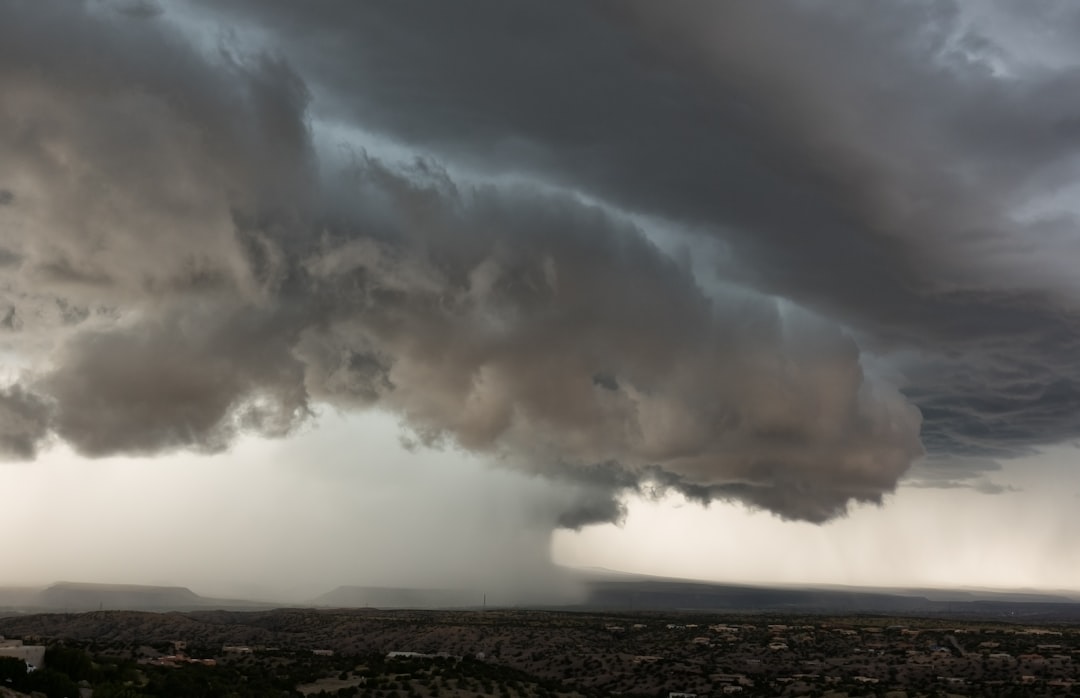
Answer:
[3, 1, 1080, 523]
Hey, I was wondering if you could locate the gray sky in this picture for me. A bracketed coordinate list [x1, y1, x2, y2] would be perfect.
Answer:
[1, 0, 1080, 599]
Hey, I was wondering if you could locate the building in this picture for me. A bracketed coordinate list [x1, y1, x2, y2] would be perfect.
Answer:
[0, 637, 46, 672]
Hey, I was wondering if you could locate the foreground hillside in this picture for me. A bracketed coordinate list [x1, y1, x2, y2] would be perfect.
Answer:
[0, 608, 1078, 697]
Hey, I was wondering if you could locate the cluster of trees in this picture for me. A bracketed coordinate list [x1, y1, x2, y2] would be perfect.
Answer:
[2, 642, 591, 698]
[0, 644, 298, 698]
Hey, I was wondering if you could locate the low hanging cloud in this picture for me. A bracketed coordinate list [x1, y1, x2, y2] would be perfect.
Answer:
[296, 162, 924, 523]
[5, 0, 1080, 524]
[2, 143, 925, 523]
[0, 386, 51, 460]
[39, 303, 309, 457]
[903, 455, 1020, 495]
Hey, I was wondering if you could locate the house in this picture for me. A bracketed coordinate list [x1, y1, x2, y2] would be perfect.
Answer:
[0, 638, 46, 672]
[222, 645, 254, 654]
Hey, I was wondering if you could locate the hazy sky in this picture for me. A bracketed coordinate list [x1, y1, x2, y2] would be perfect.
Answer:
[2, 0, 1080, 600]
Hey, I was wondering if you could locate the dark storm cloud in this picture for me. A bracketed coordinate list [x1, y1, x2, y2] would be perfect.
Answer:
[227, 1, 1079, 298]
[192, 0, 1080, 479]
[0, 132, 925, 521]
[907, 478, 1018, 495]
[112, 0, 164, 20]
[0, 0, 313, 307]
[38, 302, 309, 456]
[0, 385, 51, 459]
[903, 455, 1019, 494]
[191, 0, 957, 311]
[293, 159, 922, 523]
[0, 0, 926, 522]
[3, 0, 1078, 522]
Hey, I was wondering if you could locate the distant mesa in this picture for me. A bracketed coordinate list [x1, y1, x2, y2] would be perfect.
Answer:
[37, 582, 202, 611]
[2, 573, 1078, 617]
[575, 571, 1080, 614]
[0, 582, 272, 612]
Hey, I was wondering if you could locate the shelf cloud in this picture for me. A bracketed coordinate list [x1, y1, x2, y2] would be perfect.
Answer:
[3, 1, 1080, 525]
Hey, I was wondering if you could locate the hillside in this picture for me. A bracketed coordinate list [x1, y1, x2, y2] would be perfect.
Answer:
[313, 586, 483, 609]
[576, 574, 1080, 618]
[1, 608, 1078, 698]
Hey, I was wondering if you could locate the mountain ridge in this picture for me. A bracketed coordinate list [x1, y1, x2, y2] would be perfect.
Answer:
[0, 581, 274, 613]
[2, 573, 1078, 618]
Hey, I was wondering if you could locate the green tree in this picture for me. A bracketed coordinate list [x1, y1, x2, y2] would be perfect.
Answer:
[94, 683, 151, 698]
[0, 655, 28, 685]
[45, 645, 96, 682]
[23, 667, 82, 698]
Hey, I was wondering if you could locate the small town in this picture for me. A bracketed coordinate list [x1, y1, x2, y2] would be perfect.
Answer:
[1, 609, 1079, 697]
